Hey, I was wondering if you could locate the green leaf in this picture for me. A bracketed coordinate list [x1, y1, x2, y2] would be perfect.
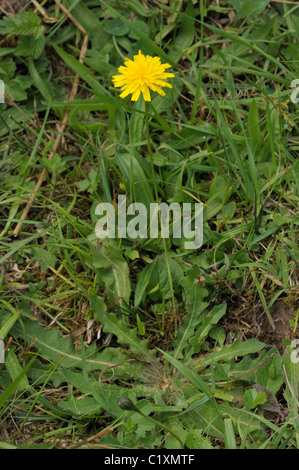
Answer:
[41, 153, 66, 175]
[32, 247, 57, 272]
[252, 384, 282, 416]
[115, 151, 154, 208]
[70, 2, 109, 45]
[190, 304, 227, 354]
[228, 348, 283, 395]
[0, 58, 16, 79]
[134, 258, 158, 308]
[244, 388, 267, 410]
[185, 430, 214, 449]
[0, 12, 43, 39]
[92, 296, 107, 322]
[27, 57, 52, 103]
[182, 400, 224, 438]
[224, 418, 237, 449]
[282, 343, 299, 418]
[5, 348, 30, 392]
[91, 242, 131, 305]
[158, 349, 212, 399]
[168, 1, 195, 63]
[128, 20, 151, 40]
[11, 319, 124, 371]
[155, 257, 184, 300]
[0, 306, 20, 340]
[221, 201, 236, 220]
[55, 368, 142, 416]
[248, 99, 264, 156]
[58, 396, 102, 417]
[221, 402, 262, 438]
[5, 81, 27, 101]
[99, 0, 178, 70]
[231, 0, 270, 17]
[125, 248, 139, 261]
[76, 168, 100, 194]
[90, 295, 156, 365]
[105, 19, 129, 37]
[136, 313, 145, 336]
[15, 34, 46, 59]
[172, 269, 209, 359]
[52, 43, 114, 103]
[164, 423, 188, 449]
[194, 339, 266, 369]
[0, 358, 34, 409]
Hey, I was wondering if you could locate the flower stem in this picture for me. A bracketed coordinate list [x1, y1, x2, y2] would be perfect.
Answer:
[145, 102, 175, 307]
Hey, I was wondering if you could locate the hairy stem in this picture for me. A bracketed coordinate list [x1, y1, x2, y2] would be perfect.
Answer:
[145, 102, 175, 307]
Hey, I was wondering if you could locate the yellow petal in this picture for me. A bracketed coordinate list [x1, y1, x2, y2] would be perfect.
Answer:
[131, 89, 141, 101]
[141, 85, 151, 102]
[112, 50, 174, 102]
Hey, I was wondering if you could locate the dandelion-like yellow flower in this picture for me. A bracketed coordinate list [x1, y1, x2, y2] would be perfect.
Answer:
[112, 50, 175, 102]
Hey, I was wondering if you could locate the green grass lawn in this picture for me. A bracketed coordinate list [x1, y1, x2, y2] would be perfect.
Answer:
[0, 0, 298, 449]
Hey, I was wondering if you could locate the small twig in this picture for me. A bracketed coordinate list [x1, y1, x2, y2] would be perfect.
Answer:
[67, 422, 122, 449]
[53, 0, 88, 36]
[13, 6, 88, 237]
[31, 0, 49, 18]
[4, 336, 13, 353]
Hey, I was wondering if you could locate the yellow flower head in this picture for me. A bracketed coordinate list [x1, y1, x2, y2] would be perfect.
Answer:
[112, 50, 175, 102]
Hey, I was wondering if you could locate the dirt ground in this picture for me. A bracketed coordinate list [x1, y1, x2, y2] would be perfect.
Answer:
[0, 0, 27, 16]
[225, 298, 297, 354]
